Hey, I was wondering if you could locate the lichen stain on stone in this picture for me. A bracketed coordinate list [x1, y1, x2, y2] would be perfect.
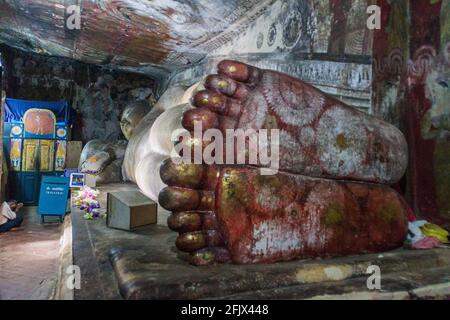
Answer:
[255, 174, 283, 190]
[379, 202, 399, 223]
[323, 202, 344, 228]
[222, 172, 237, 200]
[221, 170, 248, 206]
[335, 133, 349, 150]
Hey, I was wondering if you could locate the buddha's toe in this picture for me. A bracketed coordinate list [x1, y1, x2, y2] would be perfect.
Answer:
[217, 60, 262, 86]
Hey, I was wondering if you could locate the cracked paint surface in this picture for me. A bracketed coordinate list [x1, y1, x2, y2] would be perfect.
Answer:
[372, 0, 450, 224]
[216, 167, 408, 264]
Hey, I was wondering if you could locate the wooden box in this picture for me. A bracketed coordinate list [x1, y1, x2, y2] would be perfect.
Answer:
[107, 191, 157, 231]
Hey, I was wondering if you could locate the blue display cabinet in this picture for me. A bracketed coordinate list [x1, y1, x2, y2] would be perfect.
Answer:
[38, 176, 70, 223]
[2, 99, 71, 206]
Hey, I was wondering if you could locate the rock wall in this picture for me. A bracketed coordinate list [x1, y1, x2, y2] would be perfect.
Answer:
[0, 45, 156, 143]
[373, 0, 450, 224]
[171, 0, 375, 113]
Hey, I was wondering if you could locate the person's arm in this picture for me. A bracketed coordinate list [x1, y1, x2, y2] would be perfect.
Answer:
[1, 202, 17, 220]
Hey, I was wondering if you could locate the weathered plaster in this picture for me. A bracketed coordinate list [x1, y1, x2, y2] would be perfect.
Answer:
[171, 0, 375, 113]
[0, 0, 276, 78]
[373, 0, 450, 224]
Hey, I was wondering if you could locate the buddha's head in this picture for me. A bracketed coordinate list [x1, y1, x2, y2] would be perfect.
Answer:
[120, 100, 151, 140]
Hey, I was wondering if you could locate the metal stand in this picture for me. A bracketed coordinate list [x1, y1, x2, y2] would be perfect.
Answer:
[40, 214, 65, 223]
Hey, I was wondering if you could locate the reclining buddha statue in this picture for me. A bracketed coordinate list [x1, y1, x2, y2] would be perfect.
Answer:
[79, 100, 151, 184]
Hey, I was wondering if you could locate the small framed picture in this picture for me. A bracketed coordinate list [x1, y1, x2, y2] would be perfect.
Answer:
[70, 173, 86, 188]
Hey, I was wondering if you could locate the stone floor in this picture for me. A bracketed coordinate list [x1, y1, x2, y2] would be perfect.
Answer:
[71, 182, 450, 300]
[0, 206, 63, 300]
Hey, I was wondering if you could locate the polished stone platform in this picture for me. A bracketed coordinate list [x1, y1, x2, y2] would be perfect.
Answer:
[71, 183, 450, 300]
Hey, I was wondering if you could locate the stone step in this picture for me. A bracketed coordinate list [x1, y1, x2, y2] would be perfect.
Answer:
[216, 265, 450, 300]
[110, 245, 450, 299]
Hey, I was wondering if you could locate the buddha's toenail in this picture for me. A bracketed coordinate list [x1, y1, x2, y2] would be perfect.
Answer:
[218, 80, 228, 88]
[202, 98, 209, 104]
[212, 96, 220, 104]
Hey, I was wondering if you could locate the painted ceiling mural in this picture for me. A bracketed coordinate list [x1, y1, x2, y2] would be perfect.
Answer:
[0, 0, 276, 76]
[0, 0, 374, 110]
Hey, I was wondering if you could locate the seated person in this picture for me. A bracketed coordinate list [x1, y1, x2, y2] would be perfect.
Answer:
[0, 200, 23, 233]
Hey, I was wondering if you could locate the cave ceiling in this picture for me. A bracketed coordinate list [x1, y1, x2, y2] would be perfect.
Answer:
[0, 0, 274, 77]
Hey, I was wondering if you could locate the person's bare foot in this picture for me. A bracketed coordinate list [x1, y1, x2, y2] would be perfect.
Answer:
[14, 202, 23, 212]
[181, 60, 407, 184]
[7, 200, 17, 210]
[159, 160, 408, 265]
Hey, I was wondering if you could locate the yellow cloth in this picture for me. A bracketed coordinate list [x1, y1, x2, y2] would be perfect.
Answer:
[420, 223, 449, 244]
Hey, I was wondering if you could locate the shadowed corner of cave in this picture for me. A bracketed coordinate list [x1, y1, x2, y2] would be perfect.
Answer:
[0, 0, 450, 302]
